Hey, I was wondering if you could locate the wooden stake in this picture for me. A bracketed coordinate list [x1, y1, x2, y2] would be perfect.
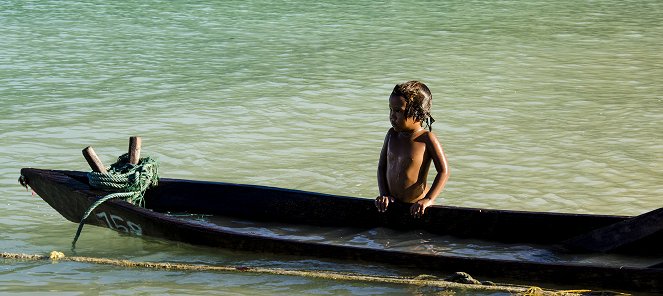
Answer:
[128, 136, 142, 165]
[82, 146, 107, 173]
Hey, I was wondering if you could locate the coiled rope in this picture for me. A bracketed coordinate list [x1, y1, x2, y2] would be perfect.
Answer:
[1, 251, 601, 295]
[72, 153, 159, 249]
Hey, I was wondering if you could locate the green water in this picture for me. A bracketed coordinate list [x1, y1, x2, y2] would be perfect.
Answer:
[1, 0, 661, 294]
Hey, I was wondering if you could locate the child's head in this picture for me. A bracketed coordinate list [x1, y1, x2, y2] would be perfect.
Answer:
[391, 81, 435, 130]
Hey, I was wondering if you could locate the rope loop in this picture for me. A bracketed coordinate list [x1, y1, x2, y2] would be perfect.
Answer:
[72, 153, 159, 249]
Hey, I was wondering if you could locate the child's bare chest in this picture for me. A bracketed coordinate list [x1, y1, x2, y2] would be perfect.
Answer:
[386, 134, 427, 162]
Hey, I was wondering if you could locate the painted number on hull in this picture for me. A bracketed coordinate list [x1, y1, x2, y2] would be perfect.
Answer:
[96, 212, 143, 236]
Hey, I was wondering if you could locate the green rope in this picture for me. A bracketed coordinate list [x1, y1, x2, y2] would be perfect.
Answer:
[72, 153, 159, 249]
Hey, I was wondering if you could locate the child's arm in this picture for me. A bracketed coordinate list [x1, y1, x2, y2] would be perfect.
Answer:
[410, 132, 449, 218]
[375, 128, 394, 212]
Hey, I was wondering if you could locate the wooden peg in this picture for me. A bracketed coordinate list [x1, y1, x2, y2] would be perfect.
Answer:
[128, 136, 142, 165]
[82, 146, 107, 173]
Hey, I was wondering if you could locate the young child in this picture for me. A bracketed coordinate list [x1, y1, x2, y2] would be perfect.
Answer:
[375, 81, 449, 218]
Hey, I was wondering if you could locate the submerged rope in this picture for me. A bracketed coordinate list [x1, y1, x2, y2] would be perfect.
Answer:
[1, 251, 601, 296]
[72, 154, 159, 249]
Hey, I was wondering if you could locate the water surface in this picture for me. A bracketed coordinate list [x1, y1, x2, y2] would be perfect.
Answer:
[1, 0, 661, 294]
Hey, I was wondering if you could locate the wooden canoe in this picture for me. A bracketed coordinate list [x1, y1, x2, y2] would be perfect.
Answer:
[19, 168, 663, 293]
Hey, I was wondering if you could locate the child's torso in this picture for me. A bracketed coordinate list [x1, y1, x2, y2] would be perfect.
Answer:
[386, 130, 432, 203]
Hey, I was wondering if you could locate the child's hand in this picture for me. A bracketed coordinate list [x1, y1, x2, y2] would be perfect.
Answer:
[375, 195, 394, 213]
[410, 198, 433, 218]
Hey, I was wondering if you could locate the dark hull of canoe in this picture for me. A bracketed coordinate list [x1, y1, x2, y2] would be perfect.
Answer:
[20, 168, 663, 293]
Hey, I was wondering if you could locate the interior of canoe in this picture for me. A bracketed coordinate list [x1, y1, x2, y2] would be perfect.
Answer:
[63, 170, 663, 253]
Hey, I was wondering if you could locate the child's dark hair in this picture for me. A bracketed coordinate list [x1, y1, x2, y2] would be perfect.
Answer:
[392, 81, 435, 131]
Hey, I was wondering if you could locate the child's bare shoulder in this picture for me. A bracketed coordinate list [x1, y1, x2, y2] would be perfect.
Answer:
[419, 130, 441, 145]
[384, 127, 396, 138]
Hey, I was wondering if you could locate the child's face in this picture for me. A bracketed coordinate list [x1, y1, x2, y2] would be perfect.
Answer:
[389, 94, 418, 132]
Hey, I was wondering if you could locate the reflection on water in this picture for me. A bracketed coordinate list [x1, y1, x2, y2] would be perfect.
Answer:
[173, 213, 662, 268]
